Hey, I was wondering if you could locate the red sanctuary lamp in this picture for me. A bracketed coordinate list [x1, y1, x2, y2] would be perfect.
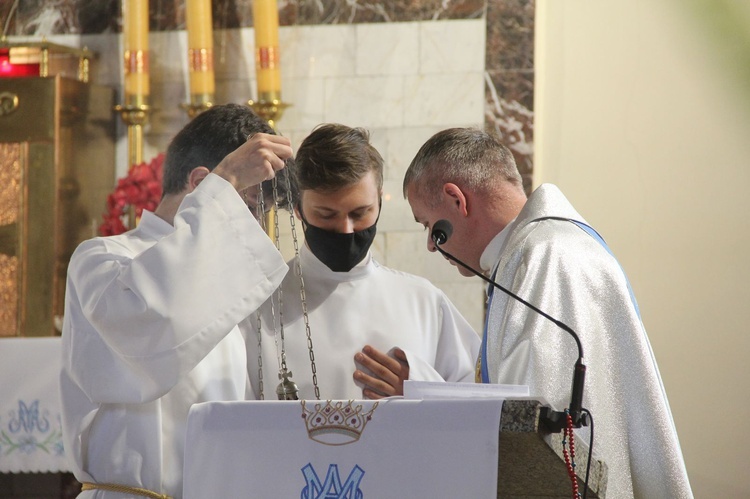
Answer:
[0, 41, 93, 81]
[0, 47, 41, 77]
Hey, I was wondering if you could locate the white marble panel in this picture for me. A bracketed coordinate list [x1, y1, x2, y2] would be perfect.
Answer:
[378, 180, 419, 232]
[420, 19, 486, 74]
[114, 135, 128, 179]
[323, 75, 405, 128]
[381, 126, 447, 182]
[363, 126, 389, 173]
[282, 25, 356, 79]
[214, 79, 255, 107]
[148, 80, 190, 135]
[80, 33, 122, 88]
[279, 77, 326, 132]
[366, 127, 388, 158]
[355, 22, 419, 76]
[214, 28, 255, 82]
[149, 31, 188, 83]
[403, 73, 484, 126]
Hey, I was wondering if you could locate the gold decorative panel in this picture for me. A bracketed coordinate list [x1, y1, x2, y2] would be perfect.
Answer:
[0, 143, 22, 336]
[0, 76, 115, 337]
[0, 143, 22, 224]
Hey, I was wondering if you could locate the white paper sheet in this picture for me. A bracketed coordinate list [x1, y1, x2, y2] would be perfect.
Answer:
[403, 379, 529, 399]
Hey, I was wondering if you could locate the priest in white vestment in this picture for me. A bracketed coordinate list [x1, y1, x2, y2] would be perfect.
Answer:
[402, 128, 693, 498]
[245, 124, 479, 401]
[60, 105, 292, 498]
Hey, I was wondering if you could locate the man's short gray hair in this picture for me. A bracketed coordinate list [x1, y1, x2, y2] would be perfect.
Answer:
[403, 128, 521, 207]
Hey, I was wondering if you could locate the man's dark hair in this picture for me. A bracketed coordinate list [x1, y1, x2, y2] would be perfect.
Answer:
[162, 103, 291, 208]
[290, 124, 383, 202]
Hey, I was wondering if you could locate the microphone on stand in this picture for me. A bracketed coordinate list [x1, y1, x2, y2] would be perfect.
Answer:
[430, 219, 588, 431]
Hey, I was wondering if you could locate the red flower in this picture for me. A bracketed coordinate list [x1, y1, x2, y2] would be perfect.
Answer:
[98, 153, 165, 236]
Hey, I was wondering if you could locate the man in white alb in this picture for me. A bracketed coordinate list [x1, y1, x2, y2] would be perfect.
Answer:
[59, 104, 292, 498]
[246, 124, 479, 400]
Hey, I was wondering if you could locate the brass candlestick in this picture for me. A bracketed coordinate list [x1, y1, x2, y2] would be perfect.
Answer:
[181, 93, 214, 119]
[114, 102, 150, 166]
[114, 99, 151, 227]
[247, 96, 290, 131]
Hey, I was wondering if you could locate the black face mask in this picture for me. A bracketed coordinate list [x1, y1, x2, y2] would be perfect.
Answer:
[300, 206, 380, 273]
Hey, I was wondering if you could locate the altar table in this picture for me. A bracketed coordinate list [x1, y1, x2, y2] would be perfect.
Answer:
[0, 337, 69, 473]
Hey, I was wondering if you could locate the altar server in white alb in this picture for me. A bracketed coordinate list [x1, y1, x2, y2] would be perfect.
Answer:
[402, 128, 693, 498]
[246, 124, 479, 400]
[59, 104, 292, 498]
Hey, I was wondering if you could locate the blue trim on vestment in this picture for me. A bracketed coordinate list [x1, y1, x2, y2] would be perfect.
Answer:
[478, 218, 641, 384]
[480, 280, 493, 384]
[569, 220, 641, 319]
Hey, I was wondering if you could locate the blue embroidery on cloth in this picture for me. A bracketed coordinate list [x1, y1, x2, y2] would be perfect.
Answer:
[0, 400, 64, 457]
[301, 463, 365, 499]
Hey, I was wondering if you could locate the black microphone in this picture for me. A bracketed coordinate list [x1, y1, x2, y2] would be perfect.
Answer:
[431, 219, 452, 245]
[430, 219, 587, 431]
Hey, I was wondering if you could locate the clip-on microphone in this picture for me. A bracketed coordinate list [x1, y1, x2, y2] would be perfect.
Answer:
[431, 219, 588, 431]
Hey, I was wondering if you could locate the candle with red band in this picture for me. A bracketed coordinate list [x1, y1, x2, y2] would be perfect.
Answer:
[123, 0, 150, 102]
[186, 0, 215, 98]
[252, 0, 281, 99]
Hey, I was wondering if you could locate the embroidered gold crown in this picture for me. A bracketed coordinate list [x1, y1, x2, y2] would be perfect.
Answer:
[301, 400, 379, 446]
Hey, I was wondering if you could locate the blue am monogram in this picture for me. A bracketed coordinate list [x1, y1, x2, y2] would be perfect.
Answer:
[9, 400, 50, 433]
[0, 399, 64, 457]
[300, 463, 365, 499]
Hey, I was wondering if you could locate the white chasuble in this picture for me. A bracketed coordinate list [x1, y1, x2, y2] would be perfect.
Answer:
[484, 184, 692, 498]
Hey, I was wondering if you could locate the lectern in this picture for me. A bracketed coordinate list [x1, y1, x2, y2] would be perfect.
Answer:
[183, 398, 607, 498]
[498, 399, 606, 497]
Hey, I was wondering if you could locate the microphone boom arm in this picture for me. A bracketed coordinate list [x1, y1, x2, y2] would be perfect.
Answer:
[431, 224, 587, 431]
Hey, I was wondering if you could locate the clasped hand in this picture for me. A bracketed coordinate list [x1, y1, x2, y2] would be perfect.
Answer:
[353, 345, 410, 399]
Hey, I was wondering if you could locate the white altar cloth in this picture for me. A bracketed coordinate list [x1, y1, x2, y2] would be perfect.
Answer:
[0, 336, 69, 473]
[184, 398, 504, 498]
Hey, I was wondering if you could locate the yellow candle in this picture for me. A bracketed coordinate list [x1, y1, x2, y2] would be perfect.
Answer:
[252, 0, 281, 98]
[123, 0, 150, 101]
[186, 0, 215, 97]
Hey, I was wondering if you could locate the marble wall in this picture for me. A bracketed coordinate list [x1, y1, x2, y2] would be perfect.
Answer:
[2, 1, 486, 33]
[1, 0, 534, 332]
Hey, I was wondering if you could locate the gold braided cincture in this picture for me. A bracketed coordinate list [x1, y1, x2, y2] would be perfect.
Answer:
[81, 482, 172, 499]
